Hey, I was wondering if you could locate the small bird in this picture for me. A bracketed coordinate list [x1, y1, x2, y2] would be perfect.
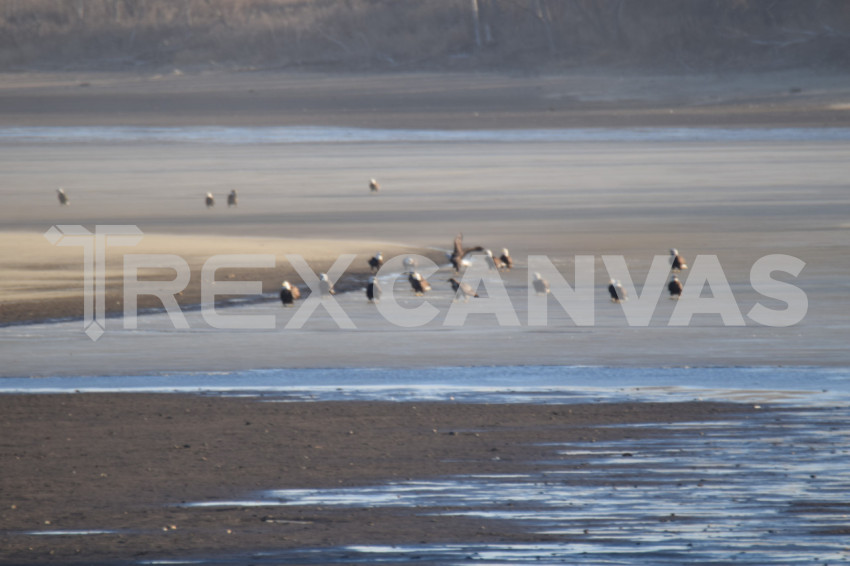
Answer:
[368, 252, 383, 273]
[668, 274, 683, 299]
[450, 233, 484, 273]
[280, 281, 301, 307]
[608, 279, 627, 303]
[369, 178, 380, 193]
[408, 272, 431, 296]
[319, 273, 335, 297]
[448, 277, 478, 302]
[670, 248, 688, 271]
[499, 248, 513, 270]
[205, 192, 215, 207]
[56, 188, 69, 205]
[366, 276, 381, 303]
[532, 272, 550, 295]
[227, 190, 238, 207]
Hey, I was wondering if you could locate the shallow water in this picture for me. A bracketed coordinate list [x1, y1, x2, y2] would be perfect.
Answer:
[3, 125, 850, 144]
[1, 365, 848, 407]
[175, 403, 850, 564]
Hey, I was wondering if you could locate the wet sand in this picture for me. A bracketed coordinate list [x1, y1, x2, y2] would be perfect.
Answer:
[0, 394, 759, 564]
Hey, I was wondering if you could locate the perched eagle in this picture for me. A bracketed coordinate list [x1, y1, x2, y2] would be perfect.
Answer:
[408, 272, 431, 296]
[280, 281, 301, 307]
[668, 274, 683, 299]
[608, 279, 627, 303]
[499, 248, 513, 270]
[56, 188, 69, 206]
[205, 192, 215, 207]
[319, 273, 335, 297]
[227, 190, 238, 207]
[366, 276, 382, 303]
[532, 272, 550, 295]
[670, 248, 688, 271]
[369, 178, 380, 193]
[368, 252, 383, 273]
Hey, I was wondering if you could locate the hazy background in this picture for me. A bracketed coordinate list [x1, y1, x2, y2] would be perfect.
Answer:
[2, 0, 849, 73]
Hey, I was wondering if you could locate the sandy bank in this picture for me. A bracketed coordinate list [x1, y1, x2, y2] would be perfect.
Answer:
[0, 231, 444, 326]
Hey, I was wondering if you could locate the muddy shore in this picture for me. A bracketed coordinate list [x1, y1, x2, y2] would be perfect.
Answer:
[0, 394, 758, 564]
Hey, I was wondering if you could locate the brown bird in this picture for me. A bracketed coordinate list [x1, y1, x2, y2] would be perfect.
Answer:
[450, 233, 484, 273]
[670, 248, 688, 271]
[56, 188, 69, 205]
[227, 190, 238, 207]
[499, 248, 513, 270]
[668, 274, 683, 299]
[448, 277, 478, 302]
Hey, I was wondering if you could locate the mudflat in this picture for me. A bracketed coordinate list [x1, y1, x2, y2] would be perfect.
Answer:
[0, 393, 757, 564]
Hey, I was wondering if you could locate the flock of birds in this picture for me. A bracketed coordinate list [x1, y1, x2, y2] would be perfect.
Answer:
[54, 183, 687, 309]
[280, 230, 689, 308]
[605, 249, 687, 304]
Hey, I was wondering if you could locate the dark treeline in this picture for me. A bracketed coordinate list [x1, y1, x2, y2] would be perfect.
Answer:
[2, 0, 848, 72]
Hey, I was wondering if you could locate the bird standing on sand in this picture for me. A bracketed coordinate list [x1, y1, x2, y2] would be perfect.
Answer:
[448, 277, 478, 302]
[670, 248, 688, 271]
[499, 248, 513, 270]
[450, 233, 484, 273]
[205, 192, 215, 208]
[369, 178, 380, 193]
[366, 276, 382, 303]
[408, 272, 431, 296]
[319, 273, 335, 297]
[668, 274, 683, 299]
[56, 188, 69, 206]
[532, 272, 550, 295]
[608, 279, 627, 303]
[280, 281, 301, 307]
[368, 252, 383, 273]
[227, 190, 238, 207]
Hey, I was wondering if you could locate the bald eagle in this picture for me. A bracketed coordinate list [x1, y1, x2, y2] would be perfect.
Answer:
[668, 274, 683, 299]
[205, 192, 215, 208]
[408, 272, 431, 296]
[227, 190, 238, 207]
[532, 272, 550, 295]
[369, 178, 380, 193]
[499, 248, 513, 270]
[670, 248, 688, 271]
[608, 279, 627, 303]
[450, 233, 484, 273]
[319, 273, 335, 297]
[280, 281, 301, 307]
[448, 277, 478, 302]
[368, 252, 383, 273]
[366, 276, 381, 303]
[56, 188, 69, 206]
